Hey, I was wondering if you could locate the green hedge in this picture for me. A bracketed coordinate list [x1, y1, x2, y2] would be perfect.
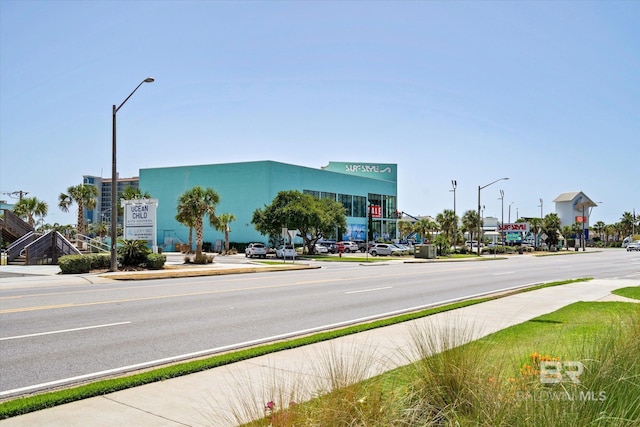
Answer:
[145, 253, 166, 270]
[58, 253, 165, 273]
[58, 255, 92, 274]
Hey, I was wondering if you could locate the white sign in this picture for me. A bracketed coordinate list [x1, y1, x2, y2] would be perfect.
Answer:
[122, 199, 158, 252]
[125, 202, 156, 226]
[498, 223, 529, 232]
[125, 227, 155, 240]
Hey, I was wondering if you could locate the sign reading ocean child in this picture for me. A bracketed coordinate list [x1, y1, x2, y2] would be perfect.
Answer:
[122, 198, 158, 253]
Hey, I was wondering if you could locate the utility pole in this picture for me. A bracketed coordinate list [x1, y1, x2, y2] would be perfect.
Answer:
[1, 190, 29, 201]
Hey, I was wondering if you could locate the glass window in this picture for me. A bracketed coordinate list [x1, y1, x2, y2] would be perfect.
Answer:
[303, 189, 320, 198]
[384, 195, 397, 219]
[353, 196, 366, 218]
[320, 192, 336, 201]
[338, 194, 353, 216]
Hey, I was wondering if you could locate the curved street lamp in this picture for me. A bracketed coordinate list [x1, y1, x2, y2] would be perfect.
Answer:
[111, 78, 154, 272]
[477, 177, 509, 256]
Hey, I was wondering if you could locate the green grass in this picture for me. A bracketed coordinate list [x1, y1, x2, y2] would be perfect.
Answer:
[240, 301, 640, 426]
[0, 277, 592, 419]
[612, 286, 640, 300]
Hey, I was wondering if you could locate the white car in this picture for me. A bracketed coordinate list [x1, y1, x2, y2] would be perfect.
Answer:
[245, 243, 267, 258]
[338, 241, 360, 253]
[314, 244, 329, 254]
[627, 241, 640, 252]
[276, 245, 297, 259]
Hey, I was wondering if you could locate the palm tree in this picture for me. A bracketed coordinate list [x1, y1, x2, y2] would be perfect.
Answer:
[620, 212, 634, 237]
[58, 184, 98, 235]
[436, 209, 457, 251]
[12, 196, 48, 227]
[604, 224, 616, 244]
[461, 210, 479, 245]
[560, 225, 573, 249]
[121, 185, 151, 200]
[397, 220, 415, 242]
[592, 221, 606, 241]
[414, 217, 437, 243]
[176, 186, 220, 257]
[529, 217, 543, 249]
[214, 213, 236, 253]
[571, 221, 584, 249]
[542, 213, 562, 248]
[175, 203, 196, 252]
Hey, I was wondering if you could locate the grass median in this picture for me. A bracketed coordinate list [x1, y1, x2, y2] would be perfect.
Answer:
[0, 278, 596, 419]
[237, 296, 640, 426]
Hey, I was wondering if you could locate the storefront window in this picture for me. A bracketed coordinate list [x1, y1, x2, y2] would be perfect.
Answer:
[338, 194, 353, 216]
[353, 196, 366, 218]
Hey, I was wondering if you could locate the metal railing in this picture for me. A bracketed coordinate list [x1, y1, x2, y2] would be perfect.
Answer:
[76, 234, 110, 253]
[6, 232, 37, 261]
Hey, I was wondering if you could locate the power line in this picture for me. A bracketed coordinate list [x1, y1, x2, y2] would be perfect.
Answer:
[0, 190, 29, 200]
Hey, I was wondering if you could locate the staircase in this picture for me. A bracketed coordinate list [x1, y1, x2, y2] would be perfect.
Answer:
[1, 210, 83, 265]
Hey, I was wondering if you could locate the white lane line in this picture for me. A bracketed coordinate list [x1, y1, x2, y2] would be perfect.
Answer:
[0, 322, 131, 341]
[492, 272, 515, 276]
[345, 286, 392, 294]
[0, 280, 559, 398]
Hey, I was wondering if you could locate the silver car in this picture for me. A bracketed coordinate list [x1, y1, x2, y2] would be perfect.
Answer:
[368, 243, 402, 256]
[627, 241, 640, 252]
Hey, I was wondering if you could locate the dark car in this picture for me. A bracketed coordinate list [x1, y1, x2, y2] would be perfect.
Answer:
[352, 239, 368, 252]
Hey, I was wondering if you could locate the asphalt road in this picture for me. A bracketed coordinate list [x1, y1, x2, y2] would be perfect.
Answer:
[1, 249, 638, 398]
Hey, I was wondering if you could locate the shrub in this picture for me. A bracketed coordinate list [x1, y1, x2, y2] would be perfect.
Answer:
[89, 253, 110, 270]
[58, 255, 92, 274]
[194, 253, 214, 264]
[145, 253, 166, 269]
[118, 240, 151, 268]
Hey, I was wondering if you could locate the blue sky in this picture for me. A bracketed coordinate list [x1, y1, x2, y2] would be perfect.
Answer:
[1, 0, 638, 226]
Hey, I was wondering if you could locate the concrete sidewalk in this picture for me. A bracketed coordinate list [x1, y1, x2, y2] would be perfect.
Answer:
[2, 278, 638, 426]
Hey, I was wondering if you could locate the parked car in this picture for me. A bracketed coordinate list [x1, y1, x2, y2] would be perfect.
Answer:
[276, 245, 297, 259]
[392, 243, 411, 254]
[314, 244, 329, 254]
[338, 241, 359, 253]
[627, 241, 640, 252]
[352, 239, 368, 252]
[245, 242, 267, 258]
[368, 243, 402, 256]
[318, 241, 337, 253]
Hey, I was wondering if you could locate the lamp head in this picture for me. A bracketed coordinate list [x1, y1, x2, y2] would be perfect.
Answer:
[144, 77, 155, 83]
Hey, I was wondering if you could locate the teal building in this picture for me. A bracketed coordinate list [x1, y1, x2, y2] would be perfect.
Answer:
[139, 161, 398, 250]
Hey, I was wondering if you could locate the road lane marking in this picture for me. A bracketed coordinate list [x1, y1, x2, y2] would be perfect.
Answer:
[0, 322, 131, 341]
[345, 287, 393, 294]
[1, 266, 482, 314]
[492, 272, 515, 275]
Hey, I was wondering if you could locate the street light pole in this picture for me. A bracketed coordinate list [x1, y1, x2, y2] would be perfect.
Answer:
[451, 180, 457, 249]
[110, 77, 154, 272]
[477, 177, 509, 256]
[508, 202, 514, 223]
[499, 189, 504, 248]
[539, 198, 543, 219]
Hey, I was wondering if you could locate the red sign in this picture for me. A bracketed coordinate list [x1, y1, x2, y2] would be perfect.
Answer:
[575, 216, 587, 223]
[369, 205, 382, 218]
[498, 223, 529, 232]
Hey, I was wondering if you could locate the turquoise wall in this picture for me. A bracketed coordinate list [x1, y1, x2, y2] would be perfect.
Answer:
[139, 160, 397, 249]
